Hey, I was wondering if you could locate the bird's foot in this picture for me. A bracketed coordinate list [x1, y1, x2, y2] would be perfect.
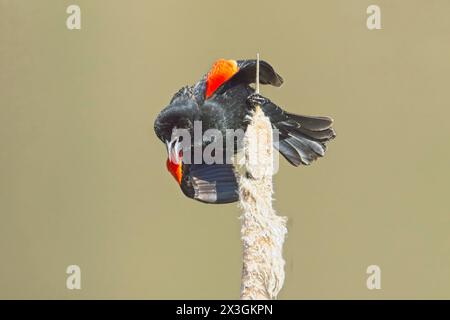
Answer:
[246, 93, 270, 109]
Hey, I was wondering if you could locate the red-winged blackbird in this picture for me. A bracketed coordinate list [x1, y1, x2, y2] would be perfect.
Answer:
[154, 59, 336, 204]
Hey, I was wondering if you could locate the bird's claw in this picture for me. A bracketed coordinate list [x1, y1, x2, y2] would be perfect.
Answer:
[246, 93, 270, 109]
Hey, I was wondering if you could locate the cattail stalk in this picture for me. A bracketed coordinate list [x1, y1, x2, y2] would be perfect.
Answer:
[239, 54, 288, 300]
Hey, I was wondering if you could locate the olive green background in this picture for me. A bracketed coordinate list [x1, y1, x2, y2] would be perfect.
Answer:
[1, 0, 449, 299]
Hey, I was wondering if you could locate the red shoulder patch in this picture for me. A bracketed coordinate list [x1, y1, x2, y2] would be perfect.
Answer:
[205, 59, 239, 99]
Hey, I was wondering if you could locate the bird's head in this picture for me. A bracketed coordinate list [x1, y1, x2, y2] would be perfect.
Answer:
[165, 135, 184, 184]
[154, 99, 196, 143]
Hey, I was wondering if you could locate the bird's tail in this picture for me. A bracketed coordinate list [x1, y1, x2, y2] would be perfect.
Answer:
[262, 102, 336, 166]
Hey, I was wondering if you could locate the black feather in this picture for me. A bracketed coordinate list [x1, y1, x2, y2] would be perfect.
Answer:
[214, 60, 283, 96]
[180, 164, 239, 204]
[261, 101, 335, 166]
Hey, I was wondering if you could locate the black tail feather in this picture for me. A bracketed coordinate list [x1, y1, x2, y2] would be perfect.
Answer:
[262, 102, 336, 166]
[275, 140, 303, 166]
[286, 113, 333, 131]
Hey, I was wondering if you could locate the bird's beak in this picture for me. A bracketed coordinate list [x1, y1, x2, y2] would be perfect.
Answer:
[166, 136, 182, 165]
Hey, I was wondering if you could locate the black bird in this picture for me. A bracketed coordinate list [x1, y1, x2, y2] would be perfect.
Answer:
[154, 59, 335, 204]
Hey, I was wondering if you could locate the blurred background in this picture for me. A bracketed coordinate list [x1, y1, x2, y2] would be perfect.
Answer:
[1, 0, 449, 299]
